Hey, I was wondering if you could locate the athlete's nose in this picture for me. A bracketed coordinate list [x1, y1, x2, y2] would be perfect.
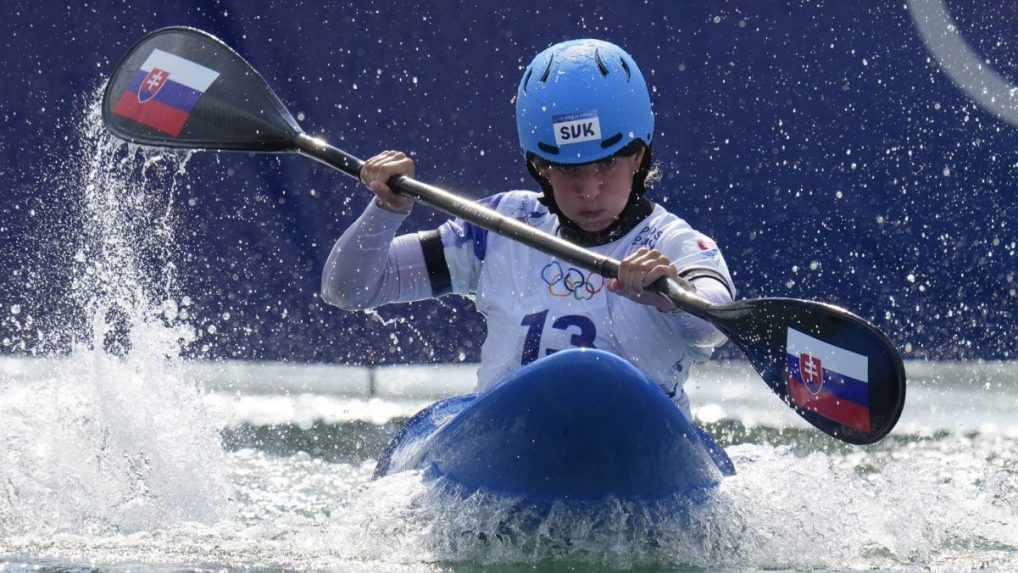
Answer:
[576, 172, 604, 199]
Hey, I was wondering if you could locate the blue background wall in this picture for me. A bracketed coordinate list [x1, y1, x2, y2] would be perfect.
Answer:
[2, 1, 1015, 363]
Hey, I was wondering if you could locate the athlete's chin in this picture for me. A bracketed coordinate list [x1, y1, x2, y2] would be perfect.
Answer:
[573, 213, 615, 232]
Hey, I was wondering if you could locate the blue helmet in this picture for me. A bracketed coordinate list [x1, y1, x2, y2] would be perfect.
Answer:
[516, 39, 654, 165]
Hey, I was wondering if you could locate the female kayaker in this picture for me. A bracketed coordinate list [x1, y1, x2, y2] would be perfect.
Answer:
[322, 39, 735, 418]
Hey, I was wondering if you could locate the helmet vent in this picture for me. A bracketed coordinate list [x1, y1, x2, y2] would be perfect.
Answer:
[594, 49, 609, 77]
[539, 55, 554, 82]
[600, 132, 623, 149]
[620, 57, 632, 81]
[522, 67, 534, 93]
[538, 142, 560, 155]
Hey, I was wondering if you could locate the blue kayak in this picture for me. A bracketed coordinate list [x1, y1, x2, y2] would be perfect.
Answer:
[375, 348, 734, 502]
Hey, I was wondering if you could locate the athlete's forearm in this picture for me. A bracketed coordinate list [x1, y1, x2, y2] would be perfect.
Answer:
[674, 277, 732, 347]
[321, 202, 432, 310]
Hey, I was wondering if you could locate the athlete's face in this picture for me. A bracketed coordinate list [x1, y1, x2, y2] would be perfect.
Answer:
[542, 148, 645, 232]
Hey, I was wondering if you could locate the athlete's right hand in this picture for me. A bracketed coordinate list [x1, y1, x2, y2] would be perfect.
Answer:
[360, 150, 415, 214]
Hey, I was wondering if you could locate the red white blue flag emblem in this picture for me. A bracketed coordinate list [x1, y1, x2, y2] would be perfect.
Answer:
[112, 49, 220, 136]
[798, 353, 824, 393]
[137, 67, 170, 103]
[786, 328, 871, 433]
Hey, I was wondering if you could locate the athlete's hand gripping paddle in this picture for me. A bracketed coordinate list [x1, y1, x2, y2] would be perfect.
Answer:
[101, 27, 906, 445]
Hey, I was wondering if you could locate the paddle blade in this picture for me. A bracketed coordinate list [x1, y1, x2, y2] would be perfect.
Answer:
[101, 26, 300, 151]
[711, 298, 906, 445]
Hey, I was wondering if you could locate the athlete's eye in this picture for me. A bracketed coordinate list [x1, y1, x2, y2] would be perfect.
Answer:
[593, 156, 618, 174]
[546, 156, 619, 178]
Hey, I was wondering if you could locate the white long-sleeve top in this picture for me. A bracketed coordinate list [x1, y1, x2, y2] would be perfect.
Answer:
[322, 191, 735, 415]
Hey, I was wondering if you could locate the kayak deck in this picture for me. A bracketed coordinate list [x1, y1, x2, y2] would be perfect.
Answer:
[375, 349, 733, 502]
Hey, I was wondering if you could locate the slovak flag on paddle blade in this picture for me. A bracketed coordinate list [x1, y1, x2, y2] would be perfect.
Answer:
[112, 48, 220, 136]
[786, 327, 871, 433]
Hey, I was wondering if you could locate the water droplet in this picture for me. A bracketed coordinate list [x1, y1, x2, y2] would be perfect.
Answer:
[162, 299, 179, 321]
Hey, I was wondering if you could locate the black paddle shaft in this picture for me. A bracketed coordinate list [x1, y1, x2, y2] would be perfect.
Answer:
[293, 134, 714, 317]
[292, 136, 908, 445]
[296, 131, 904, 444]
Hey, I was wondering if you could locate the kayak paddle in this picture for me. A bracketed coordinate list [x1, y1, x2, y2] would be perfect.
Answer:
[100, 26, 906, 445]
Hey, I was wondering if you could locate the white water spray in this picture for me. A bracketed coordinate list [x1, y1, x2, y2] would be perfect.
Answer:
[0, 91, 231, 536]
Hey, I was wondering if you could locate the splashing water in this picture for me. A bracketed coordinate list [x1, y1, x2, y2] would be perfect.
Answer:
[0, 92, 1016, 572]
[316, 436, 1017, 571]
[0, 90, 231, 537]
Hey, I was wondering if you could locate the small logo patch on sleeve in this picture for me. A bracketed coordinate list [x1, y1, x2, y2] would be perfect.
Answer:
[697, 236, 717, 251]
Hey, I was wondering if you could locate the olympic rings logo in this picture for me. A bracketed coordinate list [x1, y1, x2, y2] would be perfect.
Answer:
[541, 261, 605, 301]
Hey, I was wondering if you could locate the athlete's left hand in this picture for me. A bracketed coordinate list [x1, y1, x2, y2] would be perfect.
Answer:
[608, 248, 691, 311]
